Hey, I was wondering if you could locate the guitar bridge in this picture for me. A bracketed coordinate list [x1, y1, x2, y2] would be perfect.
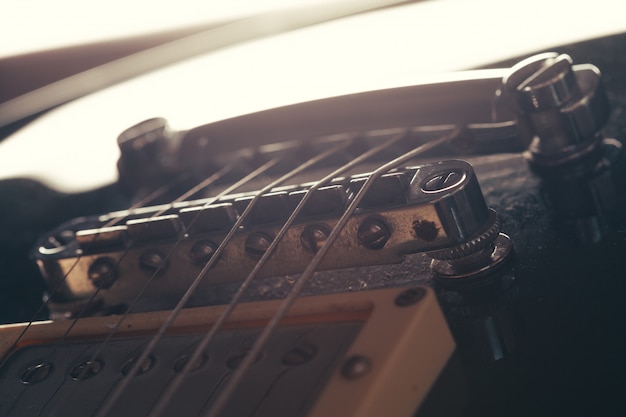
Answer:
[35, 158, 504, 317]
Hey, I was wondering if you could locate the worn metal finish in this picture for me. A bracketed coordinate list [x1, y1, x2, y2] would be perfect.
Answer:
[35, 161, 491, 316]
[2, 34, 626, 417]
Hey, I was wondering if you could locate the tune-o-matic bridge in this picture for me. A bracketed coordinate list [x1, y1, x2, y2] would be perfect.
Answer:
[35, 160, 496, 316]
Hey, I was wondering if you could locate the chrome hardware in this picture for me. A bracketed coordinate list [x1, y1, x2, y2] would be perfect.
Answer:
[35, 160, 499, 317]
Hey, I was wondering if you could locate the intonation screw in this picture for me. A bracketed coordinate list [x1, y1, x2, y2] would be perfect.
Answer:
[422, 170, 464, 192]
[139, 249, 168, 274]
[245, 232, 273, 260]
[21, 362, 53, 385]
[341, 355, 372, 379]
[357, 219, 391, 250]
[300, 224, 330, 253]
[88, 257, 117, 289]
[189, 240, 217, 265]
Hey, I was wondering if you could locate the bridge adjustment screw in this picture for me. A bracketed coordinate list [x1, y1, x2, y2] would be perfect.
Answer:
[245, 232, 273, 260]
[189, 240, 217, 266]
[139, 249, 168, 274]
[357, 219, 390, 250]
[300, 224, 330, 253]
[88, 257, 118, 289]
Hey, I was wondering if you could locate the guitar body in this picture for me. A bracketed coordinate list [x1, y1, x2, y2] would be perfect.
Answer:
[1, 22, 626, 417]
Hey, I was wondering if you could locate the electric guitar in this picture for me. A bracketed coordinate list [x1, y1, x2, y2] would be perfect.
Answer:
[1, 4, 625, 417]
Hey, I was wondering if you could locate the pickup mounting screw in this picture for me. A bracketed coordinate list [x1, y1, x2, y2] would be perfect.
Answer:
[341, 355, 371, 379]
[357, 219, 390, 250]
[21, 362, 53, 385]
[121, 355, 155, 376]
[71, 359, 104, 380]
[88, 257, 117, 289]
[174, 353, 207, 373]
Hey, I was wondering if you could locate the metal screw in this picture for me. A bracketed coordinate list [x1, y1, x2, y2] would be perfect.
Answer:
[245, 232, 273, 260]
[281, 342, 317, 366]
[173, 353, 207, 373]
[189, 240, 217, 266]
[139, 249, 168, 274]
[88, 257, 117, 289]
[226, 350, 262, 370]
[341, 355, 371, 379]
[300, 224, 330, 253]
[395, 287, 426, 307]
[357, 219, 390, 250]
[70, 359, 104, 380]
[121, 355, 155, 376]
[21, 362, 53, 385]
[422, 170, 464, 192]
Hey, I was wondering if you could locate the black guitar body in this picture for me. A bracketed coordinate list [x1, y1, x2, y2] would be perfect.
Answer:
[2, 32, 626, 417]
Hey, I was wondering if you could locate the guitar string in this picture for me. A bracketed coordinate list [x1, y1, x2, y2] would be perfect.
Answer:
[37, 161, 278, 417]
[152, 167, 239, 217]
[7, 126, 450, 416]
[89, 139, 352, 417]
[97, 127, 455, 417]
[0, 175, 196, 417]
[203, 128, 459, 417]
[32, 167, 234, 365]
[10, 167, 233, 417]
[27, 157, 290, 417]
[0, 175, 185, 373]
[102, 175, 191, 228]
[7, 169, 232, 417]
[147, 130, 413, 417]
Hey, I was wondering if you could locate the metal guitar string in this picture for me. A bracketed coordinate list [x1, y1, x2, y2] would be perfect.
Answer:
[3, 166, 232, 417]
[152, 167, 236, 218]
[30, 165, 237, 417]
[92, 139, 353, 417]
[0, 174, 200, 417]
[37, 162, 276, 417]
[0, 173, 188, 375]
[42, 166, 234, 361]
[148, 130, 414, 417]
[103, 177, 192, 227]
[203, 129, 458, 417]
